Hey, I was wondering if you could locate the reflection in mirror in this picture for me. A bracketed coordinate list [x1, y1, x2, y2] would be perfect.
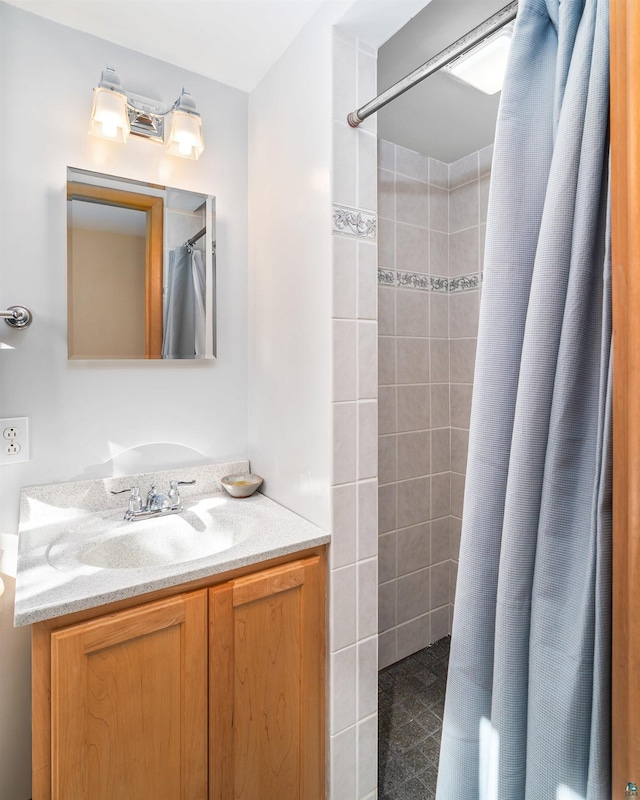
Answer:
[67, 168, 216, 360]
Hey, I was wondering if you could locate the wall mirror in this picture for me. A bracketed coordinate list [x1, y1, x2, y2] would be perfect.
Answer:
[67, 167, 216, 360]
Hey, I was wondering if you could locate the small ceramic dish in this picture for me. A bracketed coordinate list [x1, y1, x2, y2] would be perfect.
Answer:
[220, 473, 264, 498]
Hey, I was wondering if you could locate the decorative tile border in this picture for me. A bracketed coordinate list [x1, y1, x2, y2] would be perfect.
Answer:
[378, 270, 482, 293]
[449, 273, 481, 293]
[332, 204, 376, 240]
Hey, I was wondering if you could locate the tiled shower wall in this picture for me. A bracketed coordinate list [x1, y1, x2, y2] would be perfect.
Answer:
[376, 139, 492, 669]
[329, 31, 379, 800]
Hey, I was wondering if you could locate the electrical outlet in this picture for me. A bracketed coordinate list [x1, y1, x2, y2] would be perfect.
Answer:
[0, 417, 28, 465]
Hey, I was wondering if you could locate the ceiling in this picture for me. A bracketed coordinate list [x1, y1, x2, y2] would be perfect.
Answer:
[2, 0, 325, 92]
[377, 0, 508, 163]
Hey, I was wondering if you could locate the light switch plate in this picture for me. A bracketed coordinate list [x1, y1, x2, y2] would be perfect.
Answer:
[0, 417, 29, 465]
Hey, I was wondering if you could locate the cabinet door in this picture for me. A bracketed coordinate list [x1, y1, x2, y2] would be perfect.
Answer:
[50, 590, 208, 800]
[209, 556, 325, 800]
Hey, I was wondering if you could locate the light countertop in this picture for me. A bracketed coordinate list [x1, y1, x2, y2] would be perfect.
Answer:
[14, 461, 329, 626]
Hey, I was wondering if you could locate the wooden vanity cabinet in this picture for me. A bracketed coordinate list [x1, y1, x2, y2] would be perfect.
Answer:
[32, 551, 325, 800]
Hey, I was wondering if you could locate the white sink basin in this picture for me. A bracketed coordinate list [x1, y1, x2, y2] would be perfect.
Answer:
[46, 498, 257, 571]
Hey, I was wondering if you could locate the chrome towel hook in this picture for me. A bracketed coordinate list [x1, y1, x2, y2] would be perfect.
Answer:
[1, 306, 33, 329]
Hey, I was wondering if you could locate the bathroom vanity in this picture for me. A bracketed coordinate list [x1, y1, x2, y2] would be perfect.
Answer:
[15, 462, 329, 800]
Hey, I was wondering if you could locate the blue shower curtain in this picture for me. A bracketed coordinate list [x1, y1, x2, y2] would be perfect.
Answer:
[437, 1, 611, 798]
[162, 246, 206, 359]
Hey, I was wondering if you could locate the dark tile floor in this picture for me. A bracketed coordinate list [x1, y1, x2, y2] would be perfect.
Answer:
[378, 636, 450, 800]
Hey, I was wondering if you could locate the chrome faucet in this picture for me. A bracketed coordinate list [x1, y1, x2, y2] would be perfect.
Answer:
[111, 479, 196, 521]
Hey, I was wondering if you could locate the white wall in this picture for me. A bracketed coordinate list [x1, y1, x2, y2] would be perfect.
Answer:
[248, 2, 351, 531]
[0, 5, 249, 796]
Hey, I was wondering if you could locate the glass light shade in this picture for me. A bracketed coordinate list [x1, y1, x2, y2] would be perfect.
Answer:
[89, 87, 130, 143]
[445, 31, 512, 95]
[166, 110, 204, 160]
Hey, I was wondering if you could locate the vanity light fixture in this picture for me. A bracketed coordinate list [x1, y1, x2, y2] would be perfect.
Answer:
[89, 64, 205, 159]
[443, 26, 513, 95]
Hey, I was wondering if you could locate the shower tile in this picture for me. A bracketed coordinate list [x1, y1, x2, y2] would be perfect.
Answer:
[333, 120, 357, 207]
[378, 286, 396, 336]
[358, 321, 378, 399]
[396, 522, 430, 576]
[396, 175, 429, 228]
[397, 568, 430, 625]
[330, 564, 357, 651]
[397, 338, 429, 384]
[396, 146, 429, 182]
[379, 531, 397, 583]
[397, 614, 431, 661]
[378, 336, 396, 385]
[431, 517, 451, 565]
[451, 428, 469, 474]
[330, 645, 357, 733]
[429, 157, 449, 189]
[330, 728, 356, 796]
[430, 561, 450, 609]
[379, 434, 398, 485]
[449, 338, 477, 383]
[430, 605, 450, 641]
[333, 236, 357, 319]
[378, 169, 396, 221]
[397, 431, 430, 480]
[358, 479, 378, 560]
[332, 319, 357, 401]
[479, 143, 494, 177]
[333, 402, 357, 485]
[378, 628, 397, 669]
[378, 482, 397, 533]
[358, 558, 378, 639]
[430, 230, 448, 276]
[450, 560, 459, 598]
[429, 292, 448, 338]
[358, 400, 378, 480]
[431, 473, 451, 520]
[378, 217, 395, 268]
[429, 339, 449, 383]
[358, 637, 378, 719]
[332, 36, 356, 123]
[431, 428, 450, 474]
[358, 130, 378, 212]
[449, 152, 478, 189]
[479, 224, 487, 270]
[357, 50, 377, 133]
[450, 383, 473, 429]
[450, 472, 466, 518]
[450, 291, 480, 339]
[397, 385, 430, 432]
[378, 138, 395, 171]
[330, 483, 357, 569]
[397, 476, 430, 528]
[396, 289, 430, 338]
[379, 385, 397, 434]
[479, 174, 491, 224]
[449, 181, 478, 233]
[450, 516, 462, 561]
[429, 184, 448, 233]
[430, 384, 450, 428]
[396, 223, 429, 274]
[379, 580, 397, 632]
[358, 715, 379, 797]
[449, 227, 479, 277]
[358, 241, 377, 320]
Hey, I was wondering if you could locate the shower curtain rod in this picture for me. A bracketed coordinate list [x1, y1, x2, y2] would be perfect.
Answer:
[347, 0, 518, 128]
[186, 226, 206, 247]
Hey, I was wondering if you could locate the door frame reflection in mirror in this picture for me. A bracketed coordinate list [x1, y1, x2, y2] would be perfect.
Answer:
[67, 182, 164, 358]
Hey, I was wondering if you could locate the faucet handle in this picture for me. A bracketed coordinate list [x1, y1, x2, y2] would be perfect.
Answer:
[111, 486, 140, 495]
[172, 480, 196, 487]
[168, 479, 195, 508]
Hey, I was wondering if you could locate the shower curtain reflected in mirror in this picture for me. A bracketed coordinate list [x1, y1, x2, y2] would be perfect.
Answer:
[162, 246, 206, 359]
[437, 0, 612, 798]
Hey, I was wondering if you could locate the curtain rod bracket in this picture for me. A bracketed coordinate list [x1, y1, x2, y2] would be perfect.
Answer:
[347, 111, 363, 128]
[1, 306, 33, 329]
